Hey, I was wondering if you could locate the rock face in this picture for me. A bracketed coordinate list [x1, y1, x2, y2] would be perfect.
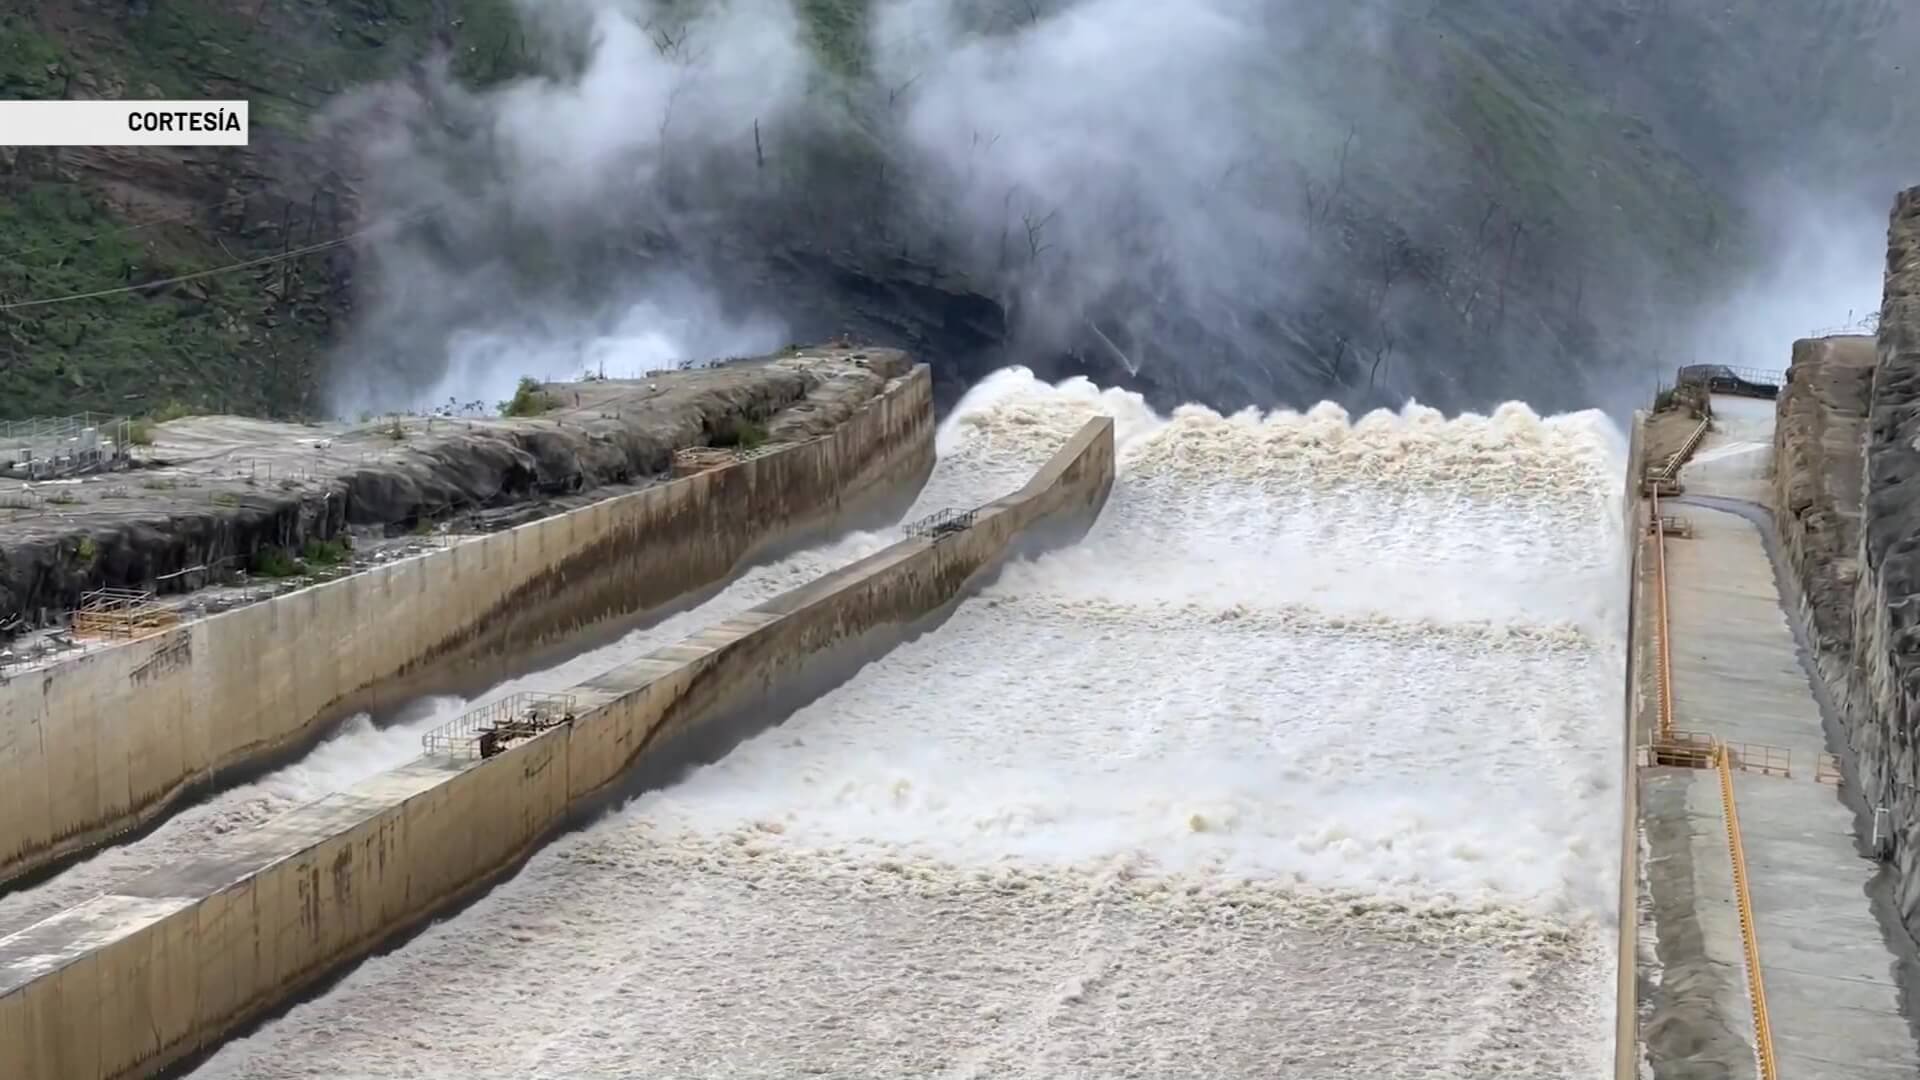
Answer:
[1849, 187, 1920, 931]
[0, 347, 905, 634]
[1773, 336, 1875, 696]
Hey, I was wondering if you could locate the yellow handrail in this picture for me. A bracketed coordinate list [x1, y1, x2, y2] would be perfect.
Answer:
[1651, 489, 1675, 742]
[1717, 743, 1778, 1079]
[1652, 415, 1712, 484]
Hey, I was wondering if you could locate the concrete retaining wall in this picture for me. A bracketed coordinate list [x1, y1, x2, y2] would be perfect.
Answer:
[0, 366, 936, 887]
[1616, 409, 1645, 1080]
[0, 416, 1117, 1080]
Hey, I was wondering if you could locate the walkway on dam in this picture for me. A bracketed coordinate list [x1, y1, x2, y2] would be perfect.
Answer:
[1661, 397, 1917, 1078]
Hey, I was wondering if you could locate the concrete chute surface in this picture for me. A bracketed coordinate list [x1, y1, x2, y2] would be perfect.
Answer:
[181, 374, 1630, 1079]
[0, 380, 1116, 1080]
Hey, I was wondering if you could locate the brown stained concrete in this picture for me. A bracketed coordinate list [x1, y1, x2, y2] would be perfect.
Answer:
[0, 355, 935, 888]
[0, 347, 898, 634]
[0, 416, 1117, 1080]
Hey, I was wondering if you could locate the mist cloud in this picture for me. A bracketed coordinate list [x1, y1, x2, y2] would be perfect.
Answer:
[872, 0, 1293, 371]
[315, 0, 1920, 419]
[323, 0, 814, 417]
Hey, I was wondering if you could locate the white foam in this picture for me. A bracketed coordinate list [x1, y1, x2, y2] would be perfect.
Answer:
[191, 368, 1627, 1079]
[0, 389, 1045, 938]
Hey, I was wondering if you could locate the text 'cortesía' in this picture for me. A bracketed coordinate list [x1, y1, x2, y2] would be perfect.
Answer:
[127, 109, 244, 133]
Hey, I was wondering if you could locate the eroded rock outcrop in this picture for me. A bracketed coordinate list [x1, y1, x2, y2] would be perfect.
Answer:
[1773, 336, 1874, 695]
[1852, 187, 1920, 928]
[0, 347, 906, 633]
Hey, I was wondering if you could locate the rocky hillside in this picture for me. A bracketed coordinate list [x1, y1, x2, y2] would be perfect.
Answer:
[1772, 190, 1920, 943]
[1, 0, 1916, 421]
[0, 0, 526, 418]
[0, 346, 904, 633]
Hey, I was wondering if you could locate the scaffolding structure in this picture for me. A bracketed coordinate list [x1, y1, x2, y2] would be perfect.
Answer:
[421, 691, 577, 760]
[1674, 364, 1785, 399]
[904, 506, 978, 541]
[0, 413, 134, 480]
[70, 588, 178, 640]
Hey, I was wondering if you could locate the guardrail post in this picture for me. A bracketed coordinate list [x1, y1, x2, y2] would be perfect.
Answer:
[1717, 744, 1779, 1079]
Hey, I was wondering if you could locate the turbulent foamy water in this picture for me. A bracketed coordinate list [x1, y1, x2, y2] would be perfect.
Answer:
[0, 396, 1031, 938]
[191, 368, 1628, 1079]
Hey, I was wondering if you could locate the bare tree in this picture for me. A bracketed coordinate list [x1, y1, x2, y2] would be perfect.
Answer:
[888, 74, 921, 110]
[1373, 234, 1403, 322]
[1314, 334, 1352, 384]
[1367, 334, 1395, 388]
[997, 185, 1018, 270]
[1496, 218, 1527, 328]
[1023, 207, 1057, 262]
[1302, 125, 1356, 239]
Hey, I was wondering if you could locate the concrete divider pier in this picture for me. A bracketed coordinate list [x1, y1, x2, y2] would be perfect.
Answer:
[0, 416, 1116, 1080]
[0, 362, 934, 888]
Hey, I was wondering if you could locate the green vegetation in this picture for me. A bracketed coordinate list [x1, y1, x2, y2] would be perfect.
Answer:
[499, 377, 557, 417]
[1653, 379, 1709, 418]
[302, 538, 349, 565]
[126, 420, 155, 446]
[250, 546, 302, 578]
[796, 0, 871, 78]
[0, 14, 66, 99]
[0, 180, 331, 419]
[0, 1, 533, 422]
[710, 417, 770, 450]
[1433, 10, 1734, 292]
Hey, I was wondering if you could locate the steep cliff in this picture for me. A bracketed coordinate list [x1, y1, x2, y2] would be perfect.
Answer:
[1849, 188, 1920, 927]
[1774, 335, 1874, 693]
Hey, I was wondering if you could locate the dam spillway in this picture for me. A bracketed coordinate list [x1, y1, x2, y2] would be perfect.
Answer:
[160, 370, 1631, 1079]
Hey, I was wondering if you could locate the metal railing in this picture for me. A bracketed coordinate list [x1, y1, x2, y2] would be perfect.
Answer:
[0, 412, 120, 443]
[1652, 514, 1692, 539]
[1815, 753, 1843, 785]
[1676, 364, 1785, 398]
[71, 587, 178, 640]
[1718, 743, 1779, 1080]
[1652, 490, 1677, 743]
[1725, 740, 1792, 779]
[904, 507, 978, 541]
[1648, 729, 1718, 769]
[421, 691, 577, 760]
[1647, 417, 1712, 490]
[1809, 312, 1880, 338]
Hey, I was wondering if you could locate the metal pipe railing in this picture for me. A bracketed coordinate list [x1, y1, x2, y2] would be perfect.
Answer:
[1651, 489, 1675, 742]
[1653, 416, 1712, 486]
[1717, 743, 1779, 1079]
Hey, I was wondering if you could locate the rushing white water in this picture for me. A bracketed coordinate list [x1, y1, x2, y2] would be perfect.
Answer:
[193, 368, 1628, 1079]
[1680, 394, 1774, 502]
[0, 389, 1033, 939]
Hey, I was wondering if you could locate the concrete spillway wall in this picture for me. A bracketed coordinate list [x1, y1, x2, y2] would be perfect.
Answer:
[0, 416, 1116, 1080]
[0, 365, 935, 888]
[1616, 410, 1645, 1080]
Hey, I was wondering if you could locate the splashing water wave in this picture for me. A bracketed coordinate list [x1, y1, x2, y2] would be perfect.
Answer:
[192, 367, 1627, 1079]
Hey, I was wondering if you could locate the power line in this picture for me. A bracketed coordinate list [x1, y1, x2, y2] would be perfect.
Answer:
[0, 191, 261, 264]
[0, 211, 423, 313]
